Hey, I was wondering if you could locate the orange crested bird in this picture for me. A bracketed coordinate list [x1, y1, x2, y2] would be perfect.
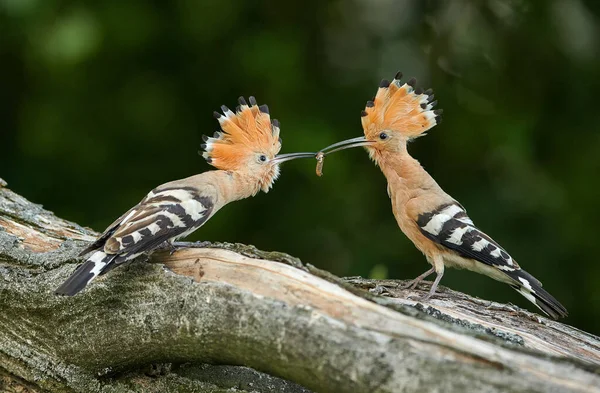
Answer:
[55, 97, 314, 296]
[317, 72, 568, 319]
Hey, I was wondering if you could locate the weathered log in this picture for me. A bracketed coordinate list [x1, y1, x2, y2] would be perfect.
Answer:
[0, 179, 599, 393]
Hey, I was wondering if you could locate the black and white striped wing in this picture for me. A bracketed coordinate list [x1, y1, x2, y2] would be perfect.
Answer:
[416, 202, 568, 319]
[417, 203, 520, 273]
[78, 205, 138, 256]
[56, 186, 213, 296]
[103, 186, 214, 262]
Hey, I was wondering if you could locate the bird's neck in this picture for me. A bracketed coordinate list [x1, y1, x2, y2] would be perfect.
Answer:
[376, 147, 441, 201]
[212, 170, 263, 205]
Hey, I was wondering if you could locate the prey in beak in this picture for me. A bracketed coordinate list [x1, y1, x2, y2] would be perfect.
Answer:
[313, 136, 375, 176]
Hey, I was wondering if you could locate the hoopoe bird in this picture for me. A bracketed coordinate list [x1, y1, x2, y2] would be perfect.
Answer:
[55, 97, 314, 296]
[318, 72, 568, 319]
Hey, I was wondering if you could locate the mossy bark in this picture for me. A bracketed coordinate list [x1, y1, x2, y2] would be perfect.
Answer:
[1, 180, 599, 393]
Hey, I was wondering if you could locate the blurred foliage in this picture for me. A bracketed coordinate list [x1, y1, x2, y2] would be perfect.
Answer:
[1, 0, 600, 333]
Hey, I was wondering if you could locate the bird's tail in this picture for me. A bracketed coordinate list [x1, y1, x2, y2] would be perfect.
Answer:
[505, 269, 568, 319]
[55, 251, 115, 296]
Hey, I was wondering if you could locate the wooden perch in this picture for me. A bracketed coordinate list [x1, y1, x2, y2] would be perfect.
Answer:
[1, 179, 599, 393]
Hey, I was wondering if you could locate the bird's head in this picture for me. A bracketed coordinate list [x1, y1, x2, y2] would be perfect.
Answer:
[201, 97, 313, 193]
[318, 72, 442, 164]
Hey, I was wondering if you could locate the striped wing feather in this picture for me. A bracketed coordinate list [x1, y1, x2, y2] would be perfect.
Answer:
[78, 206, 138, 256]
[81, 186, 214, 260]
[417, 202, 567, 319]
[417, 203, 520, 272]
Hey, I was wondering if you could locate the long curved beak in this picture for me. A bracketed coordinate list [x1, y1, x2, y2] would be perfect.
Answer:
[273, 152, 316, 164]
[318, 136, 374, 156]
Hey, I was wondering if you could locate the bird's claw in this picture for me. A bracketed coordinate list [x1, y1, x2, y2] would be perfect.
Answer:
[158, 241, 178, 255]
[406, 292, 436, 302]
[398, 278, 426, 290]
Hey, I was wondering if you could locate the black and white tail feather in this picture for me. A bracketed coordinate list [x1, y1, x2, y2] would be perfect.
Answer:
[55, 252, 116, 296]
[417, 202, 568, 319]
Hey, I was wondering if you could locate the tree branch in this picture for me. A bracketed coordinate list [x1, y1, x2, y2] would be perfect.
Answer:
[0, 180, 599, 393]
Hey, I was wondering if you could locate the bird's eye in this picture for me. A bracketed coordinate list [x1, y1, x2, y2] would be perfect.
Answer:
[379, 132, 388, 140]
[259, 155, 267, 162]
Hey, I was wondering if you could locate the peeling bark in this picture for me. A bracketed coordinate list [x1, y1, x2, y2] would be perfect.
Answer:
[0, 181, 599, 393]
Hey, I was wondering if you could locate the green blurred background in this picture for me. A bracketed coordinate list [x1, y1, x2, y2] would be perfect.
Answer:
[1, 0, 599, 333]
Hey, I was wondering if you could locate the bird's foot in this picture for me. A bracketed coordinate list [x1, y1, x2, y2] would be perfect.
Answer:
[158, 241, 178, 255]
[406, 287, 437, 302]
[406, 270, 443, 302]
[399, 267, 436, 290]
[420, 289, 436, 302]
[401, 278, 425, 290]
[172, 240, 211, 249]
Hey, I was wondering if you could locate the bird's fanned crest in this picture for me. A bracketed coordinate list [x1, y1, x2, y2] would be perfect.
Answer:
[202, 97, 282, 171]
[361, 72, 442, 140]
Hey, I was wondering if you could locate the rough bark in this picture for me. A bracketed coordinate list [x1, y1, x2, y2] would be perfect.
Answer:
[0, 178, 599, 393]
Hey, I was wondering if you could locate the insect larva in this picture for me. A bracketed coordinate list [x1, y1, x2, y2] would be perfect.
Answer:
[315, 152, 325, 177]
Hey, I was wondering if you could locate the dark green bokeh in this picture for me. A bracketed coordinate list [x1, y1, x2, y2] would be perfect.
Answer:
[2, 1, 599, 333]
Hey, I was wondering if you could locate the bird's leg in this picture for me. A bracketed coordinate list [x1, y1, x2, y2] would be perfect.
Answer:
[411, 255, 445, 301]
[158, 241, 178, 255]
[402, 267, 435, 289]
[421, 270, 444, 301]
[419, 254, 445, 300]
